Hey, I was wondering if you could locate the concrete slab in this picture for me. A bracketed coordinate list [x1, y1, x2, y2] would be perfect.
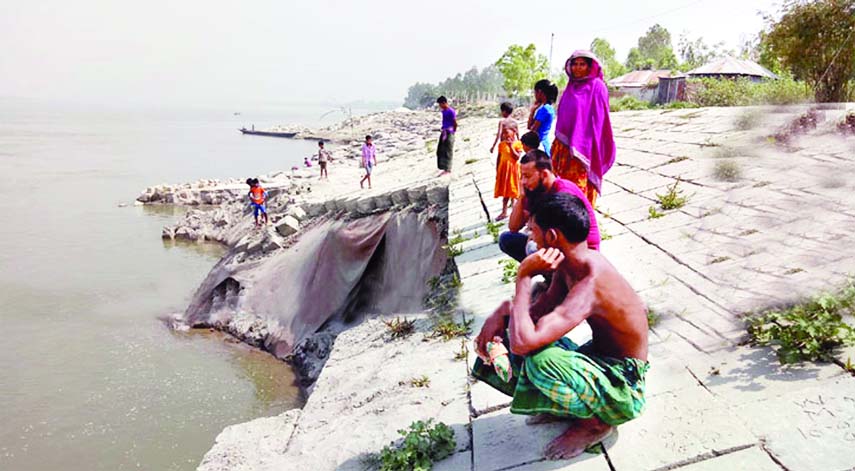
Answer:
[472, 409, 605, 471]
[606, 386, 756, 471]
[669, 446, 781, 471]
[734, 376, 855, 471]
[684, 346, 846, 406]
[506, 454, 611, 471]
[434, 450, 472, 471]
[470, 381, 512, 417]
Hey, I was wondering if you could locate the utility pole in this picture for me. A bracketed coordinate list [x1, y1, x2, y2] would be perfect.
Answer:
[549, 33, 555, 73]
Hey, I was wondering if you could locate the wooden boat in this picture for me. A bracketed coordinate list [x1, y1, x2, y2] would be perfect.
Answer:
[238, 127, 298, 138]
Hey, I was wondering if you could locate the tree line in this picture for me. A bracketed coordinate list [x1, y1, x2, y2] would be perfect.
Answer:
[404, 0, 854, 107]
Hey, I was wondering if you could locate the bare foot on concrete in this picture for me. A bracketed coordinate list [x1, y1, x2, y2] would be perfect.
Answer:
[544, 417, 614, 460]
[526, 413, 568, 425]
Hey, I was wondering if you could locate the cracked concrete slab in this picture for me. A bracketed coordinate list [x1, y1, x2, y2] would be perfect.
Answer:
[668, 446, 781, 471]
[605, 386, 757, 471]
[733, 376, 855, 471]
[472, 409, 606, 471]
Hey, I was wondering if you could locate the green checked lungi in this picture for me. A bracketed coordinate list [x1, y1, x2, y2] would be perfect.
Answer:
[472, 336, 649, 426]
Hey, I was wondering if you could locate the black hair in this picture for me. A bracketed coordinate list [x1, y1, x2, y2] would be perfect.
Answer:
[579, 57, 593, 67]
[533, 79, 559, 104]
[318, 141, 324, 146]
[532, 192, 590, 244]
[519, 148, 552, 171]
[365, 135, 372, 140]
[519, 131, 541, 150]
[246, 178, 254, 186]
[500, 102, 513, 114]
[436, 96, 448, 104]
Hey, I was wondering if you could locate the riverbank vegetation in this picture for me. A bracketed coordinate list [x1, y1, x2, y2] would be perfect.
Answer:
[405, 1, 854, 111]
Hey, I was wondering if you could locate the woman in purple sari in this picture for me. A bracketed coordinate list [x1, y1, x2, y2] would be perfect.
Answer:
[551, 50, 616, 207]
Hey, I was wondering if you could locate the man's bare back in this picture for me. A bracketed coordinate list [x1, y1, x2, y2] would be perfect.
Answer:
[552, 251, 648, 361]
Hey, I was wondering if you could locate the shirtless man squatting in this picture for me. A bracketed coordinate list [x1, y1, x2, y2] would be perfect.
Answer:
[474, 191, 650, 460]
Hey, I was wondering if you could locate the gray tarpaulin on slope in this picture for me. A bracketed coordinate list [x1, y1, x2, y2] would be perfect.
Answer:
[183, 210, 447, 359]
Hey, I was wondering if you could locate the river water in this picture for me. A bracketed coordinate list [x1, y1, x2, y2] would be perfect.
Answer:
[0, 98, 390, 470]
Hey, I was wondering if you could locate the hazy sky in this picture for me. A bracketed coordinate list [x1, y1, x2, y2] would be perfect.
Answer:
[1, 0, 780, 107]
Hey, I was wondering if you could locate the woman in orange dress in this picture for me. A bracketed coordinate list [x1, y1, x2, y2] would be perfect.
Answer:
[551, 50, 616, 207]
[492, 103, 524, 220]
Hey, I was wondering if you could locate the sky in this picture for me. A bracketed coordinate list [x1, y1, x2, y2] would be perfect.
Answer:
[0, 0, 781, 108]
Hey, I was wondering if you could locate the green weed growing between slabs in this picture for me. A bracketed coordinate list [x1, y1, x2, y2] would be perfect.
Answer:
[747, 280, 855, 364]
[656, 181, 689, 210]
[646, 308, 660, 328]
[499, 259, 519, 284]
[400, 375, 431, 388]
[486, 220, 504, 243]
[648, 206, 664, 219]
[366, 419, 456, 471]
[432, 315, 472, 341]
[443, 231, 468, 258]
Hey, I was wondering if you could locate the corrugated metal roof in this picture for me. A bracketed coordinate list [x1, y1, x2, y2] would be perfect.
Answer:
[686, 56, 779, 79]
[608, 69, 672, 88]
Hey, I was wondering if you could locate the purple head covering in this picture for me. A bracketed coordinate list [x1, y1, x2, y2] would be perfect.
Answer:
[555, 50, 616, 193]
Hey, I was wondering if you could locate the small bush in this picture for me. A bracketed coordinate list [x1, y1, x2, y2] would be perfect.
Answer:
[662, 101, 698, 110]
[499, 259, 519, 284]
[648, 206, 664, 219]
[714, 160, 742, 182]
[688, 77, 813, 107]
[610, 95, 652, 112]
[656, 181, 689, 210]
[747, 280, 855, 364]
[384, 317, 416, 340]
[376, 420, 456, 471]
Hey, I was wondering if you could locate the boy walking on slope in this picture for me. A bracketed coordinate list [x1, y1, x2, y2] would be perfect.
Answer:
[246, 178, 269, 227]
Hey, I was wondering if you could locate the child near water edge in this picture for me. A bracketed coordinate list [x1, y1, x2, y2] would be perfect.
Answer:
[246, 178, 269, 227]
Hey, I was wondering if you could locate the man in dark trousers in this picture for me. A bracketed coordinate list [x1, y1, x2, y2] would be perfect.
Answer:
[436, 96, 457, 176]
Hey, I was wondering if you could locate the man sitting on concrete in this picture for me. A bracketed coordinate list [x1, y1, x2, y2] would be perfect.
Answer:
[474, 192, 649, 460]
[499, 146, 600, 262]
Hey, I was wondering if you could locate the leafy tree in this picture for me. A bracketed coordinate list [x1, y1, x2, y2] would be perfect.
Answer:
[495, 44, 550, 98]
[404, 82, 438, 109]
[678, 34, 731, 71]
[625, 24, 679, 70]
[591, 38, 627, 79]
[763, 0, 855, 102]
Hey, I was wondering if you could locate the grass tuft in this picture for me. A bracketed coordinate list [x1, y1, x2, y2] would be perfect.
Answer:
[384, 317, 416, 340]
[656, 181, 689, 210]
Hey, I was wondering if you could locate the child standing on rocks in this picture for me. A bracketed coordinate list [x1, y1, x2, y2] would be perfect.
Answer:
[246, 178, 269, 227]
[317, 141, 332, 180]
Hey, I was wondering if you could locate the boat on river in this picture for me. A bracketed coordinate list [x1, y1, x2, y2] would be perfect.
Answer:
[238, 127, 298, 138]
